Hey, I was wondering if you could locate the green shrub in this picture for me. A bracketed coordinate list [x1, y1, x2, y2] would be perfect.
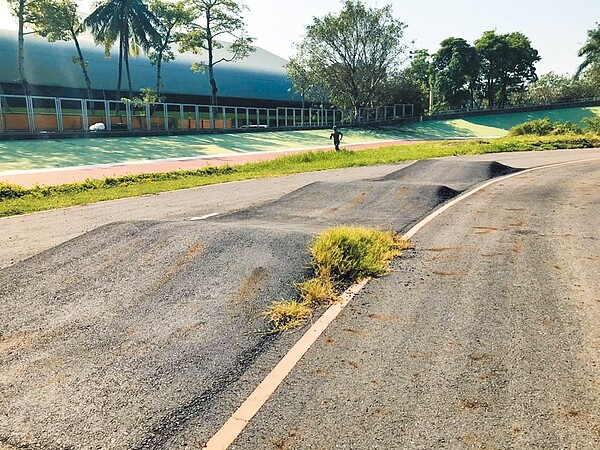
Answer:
[509, 118, 556, 136]
[551, 121, 583, 135]
[0, 206, 26, 217]
[0, 182, 28, 201]
[582, 116, 600, 133]
[509, 118, 588, 136]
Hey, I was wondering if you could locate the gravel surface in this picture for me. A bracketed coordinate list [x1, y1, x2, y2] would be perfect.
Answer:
[233, 160, 600, 449]
[1, 152, 599, 449]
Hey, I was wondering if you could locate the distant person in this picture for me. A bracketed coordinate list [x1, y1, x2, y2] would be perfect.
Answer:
[330, 126, 343, 151]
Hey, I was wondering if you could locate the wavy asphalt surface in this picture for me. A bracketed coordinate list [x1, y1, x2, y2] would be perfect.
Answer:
[0, 149, 599, 449]
[233, 158, 600, 449]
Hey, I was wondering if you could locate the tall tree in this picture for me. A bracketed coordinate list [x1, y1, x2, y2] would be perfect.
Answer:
[523, 72, 597, 104]
[286, 0, 406, 115]
[285, 55, 329, 109]
[178, 0, 254, 106]
[576, 22, 600, 78]
[582, 65, 600, 92]
[147, 0, 195, 101]
[475, 30, 540, 107]
[26, 0, 93, 99]
[404, 49, 433, 112]
[432, 37, 479, 109]
[380, 70, 425, 114]
[7, 0, 32, 95]
[85, 0, 159, 100]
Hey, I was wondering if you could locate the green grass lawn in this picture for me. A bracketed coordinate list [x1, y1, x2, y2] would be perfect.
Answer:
[0, 128, 402, 172]
[2, 133, 599, 218]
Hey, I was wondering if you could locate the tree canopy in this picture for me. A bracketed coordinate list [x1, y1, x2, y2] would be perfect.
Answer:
[26, 0, 93, 99]
[178, 0, 254, 106]
[576, 22, 600, 78]
[286, 0, 407, 115]
[432, 37, 479, 109]
[85, 0, 160, 100]
[475, 30, 540, 107]
[148, 0, 196, 100]
[522, 72, 597, 105]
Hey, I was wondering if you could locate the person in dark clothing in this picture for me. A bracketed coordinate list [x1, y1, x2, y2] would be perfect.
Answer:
[330, 126, 343, 150]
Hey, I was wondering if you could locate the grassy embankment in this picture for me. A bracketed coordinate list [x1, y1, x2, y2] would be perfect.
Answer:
[1, 133, 599, 218]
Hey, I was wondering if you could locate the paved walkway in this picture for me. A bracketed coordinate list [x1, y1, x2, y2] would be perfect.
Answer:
[0, 140, 414, 188]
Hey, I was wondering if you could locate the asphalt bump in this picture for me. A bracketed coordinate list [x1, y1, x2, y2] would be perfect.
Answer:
[215, 180, 461, 233]
[0, 159, 524, 447]
[214, 160, 520, 234]
[378, 159, 521, 190]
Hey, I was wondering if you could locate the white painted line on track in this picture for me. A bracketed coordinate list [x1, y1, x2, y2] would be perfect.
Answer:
[190, 213, 219, 221]
[202, 155, 600, 450]
[203, 278, 370, 450]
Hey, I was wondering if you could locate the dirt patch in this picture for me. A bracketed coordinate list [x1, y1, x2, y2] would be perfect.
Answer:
[349, 191, 368, 209]
[231, 267, 268, 305]
[433, 271, 468, 277]
[151, 242, 205, 292]
[367, 313, 400, 322]
[173, 322, 204, 339]
[469, 352, 490, 362]
[343, 328, 368, 336]
[0, 330, 41, 353]
[347, 360, 362, 370]
[459, 399, 489, 410]
[473, 226, 502, 234]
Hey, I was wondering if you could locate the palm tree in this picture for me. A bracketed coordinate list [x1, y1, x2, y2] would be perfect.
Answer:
[85, 0, 159, 100]
[576, 23, 600, 78]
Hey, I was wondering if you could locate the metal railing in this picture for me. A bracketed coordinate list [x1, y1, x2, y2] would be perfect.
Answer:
[429, 97, 600, 117]
[0, 94, 416, 135]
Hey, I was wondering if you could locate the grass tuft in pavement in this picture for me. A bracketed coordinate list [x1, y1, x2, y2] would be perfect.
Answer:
[262, 299, 313, 332]
[296, 276, 338, 308]
[310, 226, 405, 285]
[263, 227, 411, 332]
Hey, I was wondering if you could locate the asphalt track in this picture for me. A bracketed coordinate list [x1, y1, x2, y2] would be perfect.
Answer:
[232, 157, 600, 449]
[0, 149, 599, 449]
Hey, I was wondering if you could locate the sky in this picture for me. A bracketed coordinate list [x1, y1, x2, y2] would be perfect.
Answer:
[1, 0, 599, 76]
